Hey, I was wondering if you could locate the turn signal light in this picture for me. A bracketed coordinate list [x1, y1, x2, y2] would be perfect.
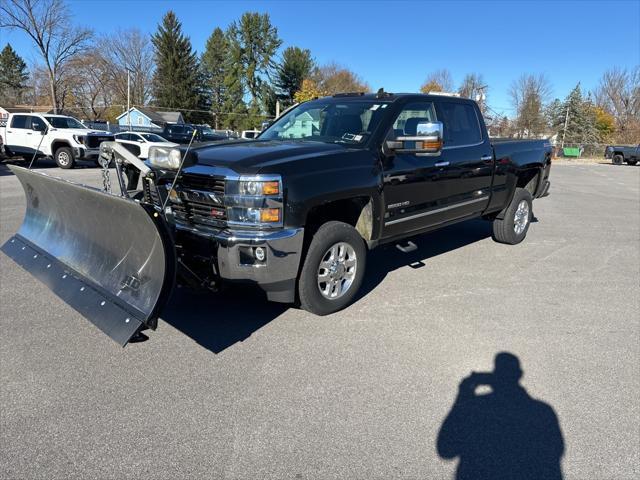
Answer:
[263, 181, 280, 195]
[260, 208, 281, 223]
[421, 140, 443, 150]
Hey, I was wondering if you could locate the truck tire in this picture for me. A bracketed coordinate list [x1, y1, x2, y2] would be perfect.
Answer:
[492, 188, 533, 245]
[626, 159, 638, 166]
[54, 147, 75, 169]
[612, 154, 624, 165]
[298, 221, 366, 316]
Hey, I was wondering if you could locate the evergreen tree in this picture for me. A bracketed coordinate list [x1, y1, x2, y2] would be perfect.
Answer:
[0, 44, 29, 105]
[561, 84, 598, 145]
[201, 27, 229, 127]
[227, 12, 282, 105]
[151, 11, 203, 121]
[275, 46, 314, 105]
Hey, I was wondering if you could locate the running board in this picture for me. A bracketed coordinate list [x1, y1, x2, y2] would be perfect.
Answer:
[396, 240, 417, 253]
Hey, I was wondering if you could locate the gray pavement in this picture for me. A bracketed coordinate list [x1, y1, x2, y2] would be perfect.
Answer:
[1, 159, 638, 479]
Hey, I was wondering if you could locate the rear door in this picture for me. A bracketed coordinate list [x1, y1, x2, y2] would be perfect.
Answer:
[433, 101, 494, 218]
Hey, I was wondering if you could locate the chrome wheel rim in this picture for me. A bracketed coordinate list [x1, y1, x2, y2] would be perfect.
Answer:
[514, 200, 530, 235]
[317, 242, 357, 300]
[57, 151, 70, 166]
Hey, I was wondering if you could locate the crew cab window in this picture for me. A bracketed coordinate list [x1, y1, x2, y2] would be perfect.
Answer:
[11, 115, 29, 129]
[390, 102, 436, 137]
[438, 102, 482, 146]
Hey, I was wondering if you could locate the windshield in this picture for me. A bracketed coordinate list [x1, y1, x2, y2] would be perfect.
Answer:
[44, 116, 85, 129]
[260, 99, 390, 144]
[141, 133, 167, 142]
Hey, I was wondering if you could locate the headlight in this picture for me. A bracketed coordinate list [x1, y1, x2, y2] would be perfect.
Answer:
[225, 175, 283, 227]
[73, 135, 86, 145]
[239, 180, 280, 196]
[148, 146, 182, 169]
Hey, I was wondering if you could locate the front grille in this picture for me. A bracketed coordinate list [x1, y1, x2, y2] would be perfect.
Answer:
[179, 174, 225, 195]
[173, 174, 227, 229]
[86, 135, 114, 148]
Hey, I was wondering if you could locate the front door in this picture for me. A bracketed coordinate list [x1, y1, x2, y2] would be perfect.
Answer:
[382, 101, 451, 239]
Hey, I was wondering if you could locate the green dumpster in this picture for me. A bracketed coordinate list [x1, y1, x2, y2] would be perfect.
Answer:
[563, 147, 581, 157]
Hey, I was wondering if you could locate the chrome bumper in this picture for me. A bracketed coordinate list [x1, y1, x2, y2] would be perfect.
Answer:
[175, 224, 304, 303]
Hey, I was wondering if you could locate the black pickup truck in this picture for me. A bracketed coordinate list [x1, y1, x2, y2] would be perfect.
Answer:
[142, 92, 551, 315]
[604, 144, 639, 165]
[2, 92, 552, 344]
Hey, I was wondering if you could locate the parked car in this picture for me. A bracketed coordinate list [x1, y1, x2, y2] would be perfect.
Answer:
[604, 144, 639, 165]
[114, 131, 177, 159]
[2, 92, 553, 344]
[161, 124, 195, 144]
[193, 125, 228, 142]
[0, 113, 114, 168]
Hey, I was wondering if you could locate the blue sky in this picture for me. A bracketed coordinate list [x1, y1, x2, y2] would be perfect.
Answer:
[1, 0, 638, 116]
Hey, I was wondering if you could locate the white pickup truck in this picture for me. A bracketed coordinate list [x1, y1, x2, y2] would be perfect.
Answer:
[0, 113, 114, 169]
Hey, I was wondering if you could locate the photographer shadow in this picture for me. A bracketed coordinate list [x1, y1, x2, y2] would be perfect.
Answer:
[437, 352, 564, 480]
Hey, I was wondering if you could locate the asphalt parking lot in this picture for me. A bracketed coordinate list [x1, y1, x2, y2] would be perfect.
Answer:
[1, 159, 638, 479]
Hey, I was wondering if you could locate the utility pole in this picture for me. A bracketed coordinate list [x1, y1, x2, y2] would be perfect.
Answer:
[127, 69, 131, 131]
[561, 105, 570, 148]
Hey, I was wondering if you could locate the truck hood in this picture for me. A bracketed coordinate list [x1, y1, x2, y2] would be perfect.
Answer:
[192, 140, 353, 172]
[48, 128, 112, 136]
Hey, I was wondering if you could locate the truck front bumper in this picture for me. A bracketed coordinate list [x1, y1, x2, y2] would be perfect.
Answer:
[73, 146, 100, 160]
[175, 224, 305, 303]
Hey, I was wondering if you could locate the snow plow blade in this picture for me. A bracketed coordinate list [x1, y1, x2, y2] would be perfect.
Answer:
[1, 166, 175, 346]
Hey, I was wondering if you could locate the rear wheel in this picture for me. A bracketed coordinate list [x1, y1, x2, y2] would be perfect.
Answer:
[298, 221, 366, 316]
[492, 188, 533, 245]
[54, 147, 75, 169]
[612, 154, 624, 165]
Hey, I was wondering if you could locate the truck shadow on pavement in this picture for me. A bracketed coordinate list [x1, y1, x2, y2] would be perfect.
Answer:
[160, 285, 288, 354]
[437, 352, 564, 480]
[160, 219, 500, 353]
[357, 219, 494, 302]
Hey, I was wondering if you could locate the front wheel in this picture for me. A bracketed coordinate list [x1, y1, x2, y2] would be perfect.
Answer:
[298, 221, 366, 316]
[492, 188, 533, 245]
[54, 147, 75, 169]
[612, 154, 624, 165]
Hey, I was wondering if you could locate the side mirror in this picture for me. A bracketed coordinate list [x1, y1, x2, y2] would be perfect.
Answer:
[386, 121, 444, 155]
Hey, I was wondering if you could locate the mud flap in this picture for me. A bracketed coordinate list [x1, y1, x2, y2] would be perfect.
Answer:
[1, 166, 176, 346]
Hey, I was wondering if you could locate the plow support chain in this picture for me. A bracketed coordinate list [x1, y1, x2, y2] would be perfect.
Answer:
[1, 166, 175, 346]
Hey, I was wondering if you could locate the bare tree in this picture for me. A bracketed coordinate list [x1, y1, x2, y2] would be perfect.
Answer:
[420, 69, 454, 93]
[98, 28, 155, 107]
[509, 74, 552, 138]
[594, 66, 640, 143]
[66, 53, 114, 120]
[0, 0, 92, 113]
[459, 73, 488, 113]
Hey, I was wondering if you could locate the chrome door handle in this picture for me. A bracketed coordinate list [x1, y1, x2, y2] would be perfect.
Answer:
[434, 161, 449, 167]
[480, 154, 493, 161]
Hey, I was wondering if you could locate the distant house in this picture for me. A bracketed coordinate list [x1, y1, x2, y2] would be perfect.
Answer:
[116, 107, 185, 128]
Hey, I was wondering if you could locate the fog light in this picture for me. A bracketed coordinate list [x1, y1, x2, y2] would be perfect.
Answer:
[254, 247, 266, 262]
